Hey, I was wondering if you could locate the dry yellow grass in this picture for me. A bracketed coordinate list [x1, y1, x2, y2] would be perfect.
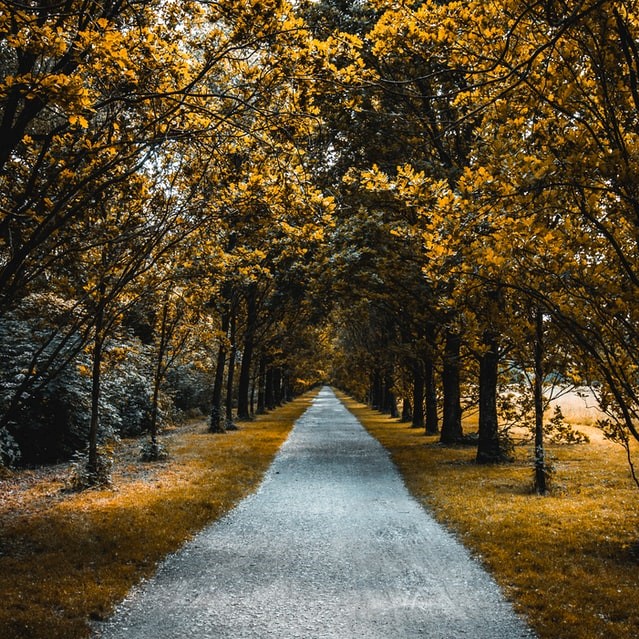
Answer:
[338, 393, 639, 639]
[0, 391, 316, 639]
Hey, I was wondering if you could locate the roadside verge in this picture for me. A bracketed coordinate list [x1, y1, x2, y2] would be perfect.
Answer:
[0, 391, 317, 639]
[337, 392, 639, 639]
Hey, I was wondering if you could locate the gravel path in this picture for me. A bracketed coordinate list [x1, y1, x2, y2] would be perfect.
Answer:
[94, 386, 535, 639]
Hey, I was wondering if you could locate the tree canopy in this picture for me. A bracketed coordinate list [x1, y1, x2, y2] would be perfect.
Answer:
[1, 0, 639, 491]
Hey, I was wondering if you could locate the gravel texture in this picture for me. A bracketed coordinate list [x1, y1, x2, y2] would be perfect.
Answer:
[94, 386, 535, 639]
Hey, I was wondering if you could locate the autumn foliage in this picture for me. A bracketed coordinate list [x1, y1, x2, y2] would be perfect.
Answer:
[1, 0, 638, 488]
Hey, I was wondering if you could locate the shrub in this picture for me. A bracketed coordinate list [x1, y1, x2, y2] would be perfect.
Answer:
[498, 384, 590, 445]
[0, 313, 93, 464]
[67, 445, 114, 490]
[102, 356, 153, 437]
[16, 363, 93, 463]
[545, 404, 589, 444]
[139, 439, 169, 462]
[0, 427, 21, 468]
[165, 363, 212, 415]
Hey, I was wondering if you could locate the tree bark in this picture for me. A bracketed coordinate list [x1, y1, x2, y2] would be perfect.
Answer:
[237, 284, 257, 420]
[209, 308, 229, 433]
[370, 369, 383, 409]
[424, 351, 439, 434]
[250, 361, 257, 415]
[87, 302, 105, 483]
[150, 298, 170, 449]
[224, 309, 238, 430]
[265, 365, 276, 411]
[282, 369, 293, 402]
[401, 398, 412, 422]
[256, 354, 266, 414]
[273, 367, 283, 405]
[476, 329, 503, 463]
[411, 361, 424, 428]
[533, 308, 548, 494]
[383, 370, 398, 417]
[440, 331, 464, 443]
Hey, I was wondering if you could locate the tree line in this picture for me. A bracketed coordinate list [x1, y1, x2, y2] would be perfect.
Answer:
[0, 0, 333, 484]
[2, 0, 639, 494]
[310, 0, 639, 494]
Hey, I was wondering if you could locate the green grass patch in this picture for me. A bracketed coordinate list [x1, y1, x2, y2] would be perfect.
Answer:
[339, 393, 639, 639]
[0, 392, 316, 639]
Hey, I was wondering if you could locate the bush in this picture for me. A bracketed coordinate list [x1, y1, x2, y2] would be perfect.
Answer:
[15, 363, 93, 463]
[165, 363, 212, 415]
[139, 439, 169, 462]
[67, 445, 114, 490]
[545, 404, 590, 444]
[0, 313, 93, 464]
[498, 384, 589, 445]
[0, 427, 21, 468]
[102, 346, 154, 438]
[0, 315, 158, 464]
[0, 308, 208, 468]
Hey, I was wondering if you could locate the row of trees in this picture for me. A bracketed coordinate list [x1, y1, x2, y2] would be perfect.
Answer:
[305, 0, 639, 493]
[0, 0, 336, 482]
[2, 0, 639, 495]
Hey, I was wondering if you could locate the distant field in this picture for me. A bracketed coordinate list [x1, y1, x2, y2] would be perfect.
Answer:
[548, 387, 606, 427]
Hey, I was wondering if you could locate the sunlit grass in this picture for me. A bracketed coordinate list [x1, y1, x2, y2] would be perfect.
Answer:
[339, 393, 639, 639]
[0, 391, 316, 639]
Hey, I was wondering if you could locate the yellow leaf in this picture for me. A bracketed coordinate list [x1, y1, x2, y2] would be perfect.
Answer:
[69, 114, 89, 128]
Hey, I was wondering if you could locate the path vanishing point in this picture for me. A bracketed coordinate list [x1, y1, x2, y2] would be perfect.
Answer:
[94, 386, 535, 639]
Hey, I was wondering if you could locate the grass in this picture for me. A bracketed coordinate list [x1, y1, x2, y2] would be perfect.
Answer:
[338, 392, 639, 639]
[0, 391, 317, 639]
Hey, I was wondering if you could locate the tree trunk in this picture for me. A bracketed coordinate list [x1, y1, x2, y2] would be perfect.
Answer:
[383, 370, 398, 417]
[237, 285, 257, 420]
[476, 329, 504, 463]
[209, 309, 229, 433]
[87, 304, 105, 484]
[411, 361, 424, 428]
[282, 369, 293, 402]
[150, 298, 170, 449]
[250, 362, 257, 415]
[533, 308, 548, 494]
[265, 365, 276, 410]
[256, 354, 266, 414]
[440, 331, 464, 443]
[424, 351, 439, 434]
[224, 310, 238, 430]
[273, 367, 283, 405]
[388, 393, 399, 418]
[401, 398, 412, 422]
[371, 369, 383, 409]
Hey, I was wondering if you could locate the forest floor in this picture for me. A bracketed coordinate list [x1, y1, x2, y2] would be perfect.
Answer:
[340, 391, 639, 639]
[0, 393, 317, 639]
